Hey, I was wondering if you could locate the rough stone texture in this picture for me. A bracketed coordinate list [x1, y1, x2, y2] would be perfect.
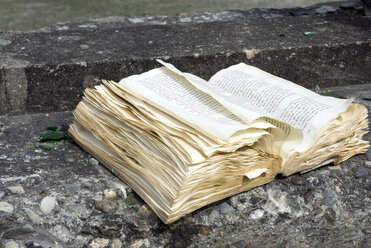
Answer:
[0, 1, 371, 115]
[1, 1, 371, 246]
[0, 84, 370, 247]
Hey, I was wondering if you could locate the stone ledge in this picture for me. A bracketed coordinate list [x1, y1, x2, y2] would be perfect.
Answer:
[0, 1, 371, 115]
[0, 83, 370, 247]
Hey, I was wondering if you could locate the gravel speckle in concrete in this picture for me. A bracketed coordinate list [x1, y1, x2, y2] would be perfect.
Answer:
[355, 166, 369, 178]
[7, 186, 25, 195]
[321, 189, 338, 207]
[0, 202, 14, 214]
[249, 209, 264, 219]
[40, 196, 56, 215]
[4, 241, 19, 248]
[365, 148, 371, 160]
[219, 202, 235, 214]
[80, 44, 89, 50]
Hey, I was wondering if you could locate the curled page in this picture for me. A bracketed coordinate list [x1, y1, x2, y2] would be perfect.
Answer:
[245, 168, 269, 179]
[118, 66, 251, 141]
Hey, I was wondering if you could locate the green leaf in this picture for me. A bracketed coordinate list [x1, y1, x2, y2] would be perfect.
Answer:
[45, 140, 64, 145]
[279, 33, 286, 37]
[27, 141, 36, 147]
[40, 129, 69, 142]
[320, 90, 344, 98]
[38, 144, 52, 150]
[303, 31, 315, 36]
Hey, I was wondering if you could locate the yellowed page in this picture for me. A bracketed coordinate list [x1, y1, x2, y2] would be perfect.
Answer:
[117, 66, 253, 141]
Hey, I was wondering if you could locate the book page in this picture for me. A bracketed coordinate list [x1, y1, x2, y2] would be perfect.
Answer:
[208, 64, 351, 153]
[117, 66, 252, 141]
[158, 60, 351, 155]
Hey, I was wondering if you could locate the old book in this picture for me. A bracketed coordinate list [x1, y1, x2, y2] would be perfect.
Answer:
[68, 60, 369, 224]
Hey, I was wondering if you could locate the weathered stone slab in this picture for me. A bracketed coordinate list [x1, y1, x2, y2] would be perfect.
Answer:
[0, 2, 370, 115]
[0, 83, 370, 247]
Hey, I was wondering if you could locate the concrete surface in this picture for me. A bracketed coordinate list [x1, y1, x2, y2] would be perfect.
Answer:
[0, 84, 370, 247]
[0, 1, 371, 247]
[0, 1, 370, 115]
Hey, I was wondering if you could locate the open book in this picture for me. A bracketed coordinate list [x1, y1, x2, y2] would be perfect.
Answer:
[69, 60, 369, 223]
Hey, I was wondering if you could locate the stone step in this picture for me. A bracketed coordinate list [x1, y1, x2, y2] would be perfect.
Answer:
[0, 2, 370, 115]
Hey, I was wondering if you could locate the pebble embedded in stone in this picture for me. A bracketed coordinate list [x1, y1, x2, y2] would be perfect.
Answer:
[111, 238, 122, 248]
[95, 199, 118, 214]
[128, 17, 145, 24]
[365, 178, 371, 191]
[355, 166, 368, 178]
[208, 209, 220, 222]
[50, 224, 74, 243]
[78, 24, 97, 29]
[286, 196, 303, 217]
[315, 5, 337, 14]
[90, 158, 99, 166]
[113, 182, 127, 199]
[93, 238, 110, 246]
[23, 155, 31, 163]
[130, 239, 150, 248]
[138, 204, 155, 218]
[4, 241, 19, 248]
[321, 189, 338, 207]
[229, 196, 239, 207]
[2, 224, 35, 239]
[291, 176, 305, 185]
[312, 178, 323, 186]
[40, 196, 56, 214]
[8, 185, 25, 195]
[56, 25, 69, 30]
[0, 39, 12, 46]
[365, 148, 371, 160]
[104, 189, 117, 199]
[24, 208, 45, 225]
[0, 201, 14, 214]
[249, 209, 265, 220]
[80, 44, 89, 49]
[66, 157, 75, 162]
[179, 17, 191, 22]
[219, 202, 235, 214]
[200, 226, 211, 236]
[0, 191, 5, 200]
